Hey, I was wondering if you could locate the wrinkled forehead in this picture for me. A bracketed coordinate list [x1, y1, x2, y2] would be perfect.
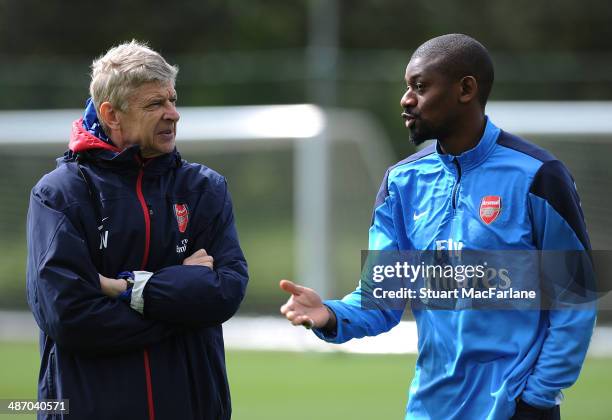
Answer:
[128, 80, 176, 104]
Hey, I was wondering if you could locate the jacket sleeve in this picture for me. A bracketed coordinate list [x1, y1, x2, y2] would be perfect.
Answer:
[26, 191, 182, 356]
[138, 179, 248, 327]
[314, 170, 405, 343]
[522, 160, 597, 408]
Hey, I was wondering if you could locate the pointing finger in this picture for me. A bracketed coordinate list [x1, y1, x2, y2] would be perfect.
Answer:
[279, 279, 304, 296]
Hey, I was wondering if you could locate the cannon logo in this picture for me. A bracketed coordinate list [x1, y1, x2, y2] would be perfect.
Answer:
[173, 203, 190, 233]
[480, 196, 501, 225]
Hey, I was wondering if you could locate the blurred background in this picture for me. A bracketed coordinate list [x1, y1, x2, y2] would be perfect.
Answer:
[1, 0, 611, 419]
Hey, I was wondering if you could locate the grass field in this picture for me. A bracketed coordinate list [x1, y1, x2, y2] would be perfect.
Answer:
[0, 342, 610, 419]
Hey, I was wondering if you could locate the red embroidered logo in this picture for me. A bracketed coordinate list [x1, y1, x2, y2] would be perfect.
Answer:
[174, 204, 189, 233]
[479, 196, 501, 225]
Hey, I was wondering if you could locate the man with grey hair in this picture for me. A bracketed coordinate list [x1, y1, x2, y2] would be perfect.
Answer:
[27, 40, 248, 419]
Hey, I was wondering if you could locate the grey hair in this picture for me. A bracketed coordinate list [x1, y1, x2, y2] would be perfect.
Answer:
[89, 40, 178, 113]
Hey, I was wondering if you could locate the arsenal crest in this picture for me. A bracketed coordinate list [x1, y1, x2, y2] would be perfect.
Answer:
[479, 196, 501, 225]
[173, 203, 189, 233]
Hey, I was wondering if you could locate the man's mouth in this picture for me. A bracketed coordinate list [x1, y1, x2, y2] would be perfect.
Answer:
[156, 128, 175, 141]
[401, 112, 418, 128]
[156, 128, 175, 144]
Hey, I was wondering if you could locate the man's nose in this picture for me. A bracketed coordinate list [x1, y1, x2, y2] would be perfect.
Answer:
[165, 104, 180, 122]
[400, 89, 416, 108]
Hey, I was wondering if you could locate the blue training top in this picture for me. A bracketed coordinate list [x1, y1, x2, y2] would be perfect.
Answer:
[314, 118, 595, 420]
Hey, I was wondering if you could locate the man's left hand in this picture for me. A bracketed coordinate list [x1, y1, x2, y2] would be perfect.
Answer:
[99, 274, 128, 298]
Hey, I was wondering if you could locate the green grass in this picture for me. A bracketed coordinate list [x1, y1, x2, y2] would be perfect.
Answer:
[228, 351, 412, 419]
[0, 342, 37, 420]
[0, 342, 610, 419]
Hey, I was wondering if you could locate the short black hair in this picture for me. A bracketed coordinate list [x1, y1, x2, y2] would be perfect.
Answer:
[412, 34, 494, 107]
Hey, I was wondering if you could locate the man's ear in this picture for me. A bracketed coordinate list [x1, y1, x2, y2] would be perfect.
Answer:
[458, 76, 478, 104]
[98, 102, 121, 130]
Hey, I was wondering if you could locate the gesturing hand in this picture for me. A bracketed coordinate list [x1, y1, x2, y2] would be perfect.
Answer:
[183, 249, 214, 269]
[279, 280, 332, 329]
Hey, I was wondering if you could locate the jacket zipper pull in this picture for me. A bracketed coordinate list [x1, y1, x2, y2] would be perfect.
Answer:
[452, 158, 462, 209]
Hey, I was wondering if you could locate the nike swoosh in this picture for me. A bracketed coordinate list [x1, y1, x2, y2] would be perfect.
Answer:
[413, 211, 428, 221]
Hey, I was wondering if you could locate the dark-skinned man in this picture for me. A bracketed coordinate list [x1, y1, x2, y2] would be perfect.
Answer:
[280, 34, 594, 420]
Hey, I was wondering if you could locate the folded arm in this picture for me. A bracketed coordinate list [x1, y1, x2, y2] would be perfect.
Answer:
[27, 195, 182, 356]
[128, 181, 248, 326]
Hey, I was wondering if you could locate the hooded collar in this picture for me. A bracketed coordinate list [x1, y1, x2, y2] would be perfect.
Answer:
[436, 116, 501, 173]
[69, 98, 122, 154]
[82, 97, 114, 145]
[69, 118, 123, 154]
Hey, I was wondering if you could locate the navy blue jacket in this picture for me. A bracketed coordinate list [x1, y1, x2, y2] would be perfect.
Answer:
[26, 118, 248, 419]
